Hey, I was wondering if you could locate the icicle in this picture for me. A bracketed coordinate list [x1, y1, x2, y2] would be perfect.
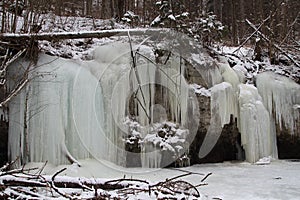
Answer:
[8, 42, 198, 168]
[256, 72, 300, 135]
[8, 54, 106, 166]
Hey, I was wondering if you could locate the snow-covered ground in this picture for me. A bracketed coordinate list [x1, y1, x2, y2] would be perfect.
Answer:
[22, 159, 300, 200]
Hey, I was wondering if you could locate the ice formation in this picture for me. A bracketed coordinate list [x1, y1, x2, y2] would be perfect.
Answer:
[7, 42, 300, 167]
[256, 72, 300, 135]
[238, 84, 276, 163]
[197, 59, 295, 163]
[8, 55, 106, 165]
[198, 82, 238, 158]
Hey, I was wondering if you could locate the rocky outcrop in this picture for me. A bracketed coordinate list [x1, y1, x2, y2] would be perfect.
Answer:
[189, 93, 242, 164]
[186, 63, 243, 164]
[277, 119, 300, 159]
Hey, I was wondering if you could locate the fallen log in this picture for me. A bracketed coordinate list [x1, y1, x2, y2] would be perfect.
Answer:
[0, 28, 165, 42]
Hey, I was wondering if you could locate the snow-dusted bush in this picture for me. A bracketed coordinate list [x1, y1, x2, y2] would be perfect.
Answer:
[150, 0, 189, 29]
[121, 11, 139, 27]
[188, 13, 225, 45]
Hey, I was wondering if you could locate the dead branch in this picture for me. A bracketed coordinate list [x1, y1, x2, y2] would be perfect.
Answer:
[233, 16, 271, 54]
[104, 178, 149, 185]
[0, 165, 210, 199]
[2, 175, 126, 190]
[0, 77, 29, 107]
[201, 172, 212, 182]
[0, 157, 20, 172]
[128, 31, 151, 122]
[0, 48, 26, 73]
[49, 168, 71, 199]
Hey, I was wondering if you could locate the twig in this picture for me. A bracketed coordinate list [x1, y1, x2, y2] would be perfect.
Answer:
[0, 77, 29, 107]
[36, 161, 48, 177]
[128, 31, 151, 122]
[105, 178, 149, 185]
[279, 12, 300, 46]
[163, 172, 193, 183]
[50, 168, 71, 199]
[201, 172, 212, 182]
[168, 167, 205, 175]
[1, 167, 39, 177]
[0, 157, 20, 172]
[51, 168, 67, 182]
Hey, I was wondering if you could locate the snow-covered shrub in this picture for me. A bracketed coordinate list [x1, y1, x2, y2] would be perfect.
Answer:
[188, 13, 225, 45]
[150, 0, 189, 29]
[121, 11, 139, 27]
[124, 117, 190, 167]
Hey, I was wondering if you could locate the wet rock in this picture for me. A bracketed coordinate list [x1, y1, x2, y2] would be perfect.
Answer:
[277, 119, 300, 159]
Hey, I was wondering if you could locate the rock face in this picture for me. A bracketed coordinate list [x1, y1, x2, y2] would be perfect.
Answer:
[186, 64, 243, 164]
[0, 120, 8, 166]
[277, 121, 300, 159]
[0, 86, 8, 166]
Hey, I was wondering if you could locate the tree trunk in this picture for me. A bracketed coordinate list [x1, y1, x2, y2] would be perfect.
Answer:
[86, 0, 92, 16]
[55, 0, 62, 16]
[101, 0, 112, 19]
[231, 0, 238, 45]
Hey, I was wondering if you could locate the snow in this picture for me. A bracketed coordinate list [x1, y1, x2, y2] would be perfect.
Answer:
[168, 14, 176, 21]
[191, 53, 207, 65]
[255, 156, 272, 165]
[150, 15, 162, 26]
[190, 84, 211, 97]
[181, 12, 189, 17]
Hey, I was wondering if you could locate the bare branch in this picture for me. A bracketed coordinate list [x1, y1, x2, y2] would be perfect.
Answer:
[246, 19, 300, 68]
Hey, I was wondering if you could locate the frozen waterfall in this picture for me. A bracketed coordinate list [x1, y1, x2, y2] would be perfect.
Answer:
[7, 43, 300, 167]
[8, 42, 197, 167]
